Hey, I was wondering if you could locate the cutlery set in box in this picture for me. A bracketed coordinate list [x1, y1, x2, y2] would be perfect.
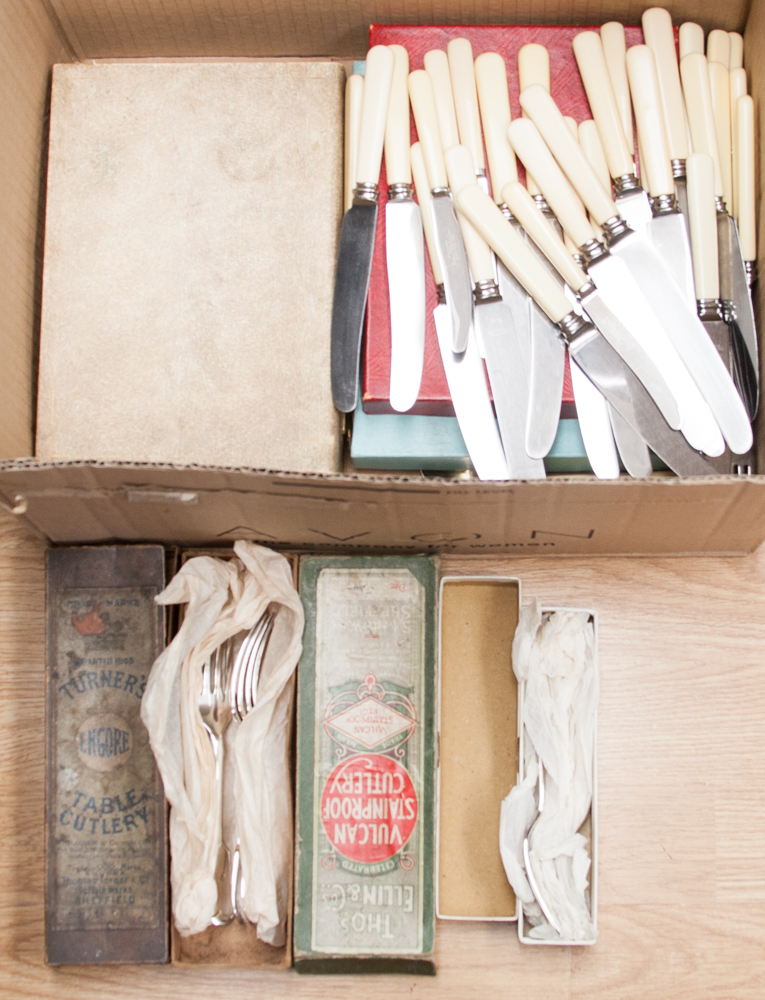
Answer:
[336, 12, 758, 481]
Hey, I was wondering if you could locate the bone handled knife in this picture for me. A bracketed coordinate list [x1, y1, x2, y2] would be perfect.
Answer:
[409, 66, 473, 354]
[445, 145, 546, 478]
[448, 38, 487, 190]
[734, 94, 759, 417]
[384, 45, 426, 413]
[518, 44, 553, 212]
[507, 118, 694, 440]
[454, 183, 716, 477]
[344, 73, 364, 213]
[331, 46, 394, 412]
[679, 22, 705, 60]
[578, 118, 653, 477]
[600, 22, 635, 160]
[682, 52, 759, 418]
[573, 30, 651, 232]
[686, 150, 740, 473]
[410, 142, 509, 481]
[730, 66, 747, 218]
[475, 52, 532, 373]
[708, 56, 734, 214]
[519, 82, 752, 456]
[474, 51, 562, 459]
[627, 44, 696, 310]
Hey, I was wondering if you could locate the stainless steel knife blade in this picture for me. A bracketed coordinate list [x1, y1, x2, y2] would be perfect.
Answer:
[330, 201, 378, 412]
[525, 298, 565, 460]
[718, 207, 759, 416]
[646, 206, 696, 309]
[565, 316, 716, 477]
[386, 197, 426, 412]
[431, 192, 474, 354]
[605, 221, 752, 454]
[570, 359, 620, 479]
[608, 403, 653, 478]
[433, 300, 510, 480]
[474, 290, 546, 479]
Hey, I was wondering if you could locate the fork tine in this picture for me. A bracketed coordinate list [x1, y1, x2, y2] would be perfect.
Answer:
[245, 610, 276, 714]
[238, 614, 269, 719]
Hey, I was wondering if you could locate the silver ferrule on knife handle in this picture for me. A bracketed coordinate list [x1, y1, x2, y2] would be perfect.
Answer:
[387, 182, 413, 201]
[579, 237, 612, 264]
[745, 262, 757, 289]
[499, 203, 518, 224]
[353, 182, 379, 205]
[671, 159, 686, 180]
[698, 298, 723, 322]
[613, 173, 642, 196]
[473, 278, 502, 304]
[651, 192, 679, 216]
[557, 310, 596, 346]
[533, 194, 555, 218]
[600, 215, 634, 247]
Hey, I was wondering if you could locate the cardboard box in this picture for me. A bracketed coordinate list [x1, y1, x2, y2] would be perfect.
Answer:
[437, 576, 520, 921]
[0, 3, 764, 555]
[516, 606, 598, 947]
[294, 555, 437, 974]
[168, 547, 299, 969]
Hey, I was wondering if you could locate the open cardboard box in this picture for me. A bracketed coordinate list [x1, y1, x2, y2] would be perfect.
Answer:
[437, 576, 597, 940]
[1, 2, 765, 555]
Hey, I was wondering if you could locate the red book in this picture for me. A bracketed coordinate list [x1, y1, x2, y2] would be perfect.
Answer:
[362, 24, 644, 415]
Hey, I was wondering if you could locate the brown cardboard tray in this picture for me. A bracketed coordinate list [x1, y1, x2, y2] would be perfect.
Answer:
[0, 1, 764, 557]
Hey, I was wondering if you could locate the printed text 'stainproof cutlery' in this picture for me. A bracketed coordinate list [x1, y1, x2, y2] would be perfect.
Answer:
[681, 51, 759, 417]
[410, 141, 510, 480]
[445, 145, 545, 479]
[519, 82, 752, 456]
[331, 45, 394, 412]
[506, 119, 683, 435]
[409, 67, 473, 354]
[455, 183, 715, 477]
[385, 44, 426, 413]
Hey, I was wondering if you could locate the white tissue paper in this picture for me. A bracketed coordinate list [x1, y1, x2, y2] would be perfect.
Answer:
[141, 541, 304, 945]
[499, 599, 598, 943]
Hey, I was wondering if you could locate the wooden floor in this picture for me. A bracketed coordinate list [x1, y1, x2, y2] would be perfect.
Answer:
[2, 507, 765, 998]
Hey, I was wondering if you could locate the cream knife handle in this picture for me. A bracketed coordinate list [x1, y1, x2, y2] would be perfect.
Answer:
[686, 153, 719, 299]
[384, 45, 411, 186]
[475, 52, 518, 201]
[518, 43, 550, 196]
[737, 95, 756, 261]
[679, 22, 704, 60]
[730, 67, 747, 218]
[573, 31, 633, 178]
[411, 142, 443, 285]
[708, 61, 733, 211]
[424, 50, 460, 150]
[681, 53, 724, 198]
[444, 145, 494, 282]
[344, 74, 364, 211]
[356, 45, 395, 186]
[600, 22, 634, 156]
[520, 85, 619, 227]
[579, 119, 612, 192]
[456, 185, 572, 323]
[729, 32, 744, 70]
[508, 118, 596, 247]
[408, 70, 448, 189]
[448, 38, 485, 170]
[502, 180, 588, 291]
[626, 45, 674, 198]
[707, 29, 730, 67]
[642, 7, 689, 160]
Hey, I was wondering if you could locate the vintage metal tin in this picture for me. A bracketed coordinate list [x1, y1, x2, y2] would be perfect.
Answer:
[46, 546, 168, 964]
[294, 555, 437, 974]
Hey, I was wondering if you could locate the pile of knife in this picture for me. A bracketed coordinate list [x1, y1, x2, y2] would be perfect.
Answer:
[330, 8, 758, 481]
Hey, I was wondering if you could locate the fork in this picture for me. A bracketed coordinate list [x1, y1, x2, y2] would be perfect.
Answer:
[227, 605, 278, 922]
[198, 638, 235, 926]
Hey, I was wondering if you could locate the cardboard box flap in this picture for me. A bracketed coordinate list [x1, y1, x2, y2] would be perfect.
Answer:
[45, 1, 749, 60]
[3, 459, 765, 554]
